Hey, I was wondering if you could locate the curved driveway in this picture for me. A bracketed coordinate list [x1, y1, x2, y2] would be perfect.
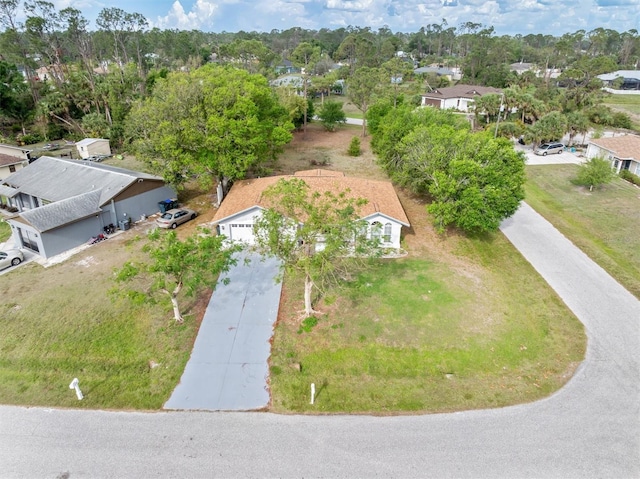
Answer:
[1, 203, 639, 478]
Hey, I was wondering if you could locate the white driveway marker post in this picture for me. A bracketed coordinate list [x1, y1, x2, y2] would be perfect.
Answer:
[310, 383, 315, 405]
[69, 378, 83, 400]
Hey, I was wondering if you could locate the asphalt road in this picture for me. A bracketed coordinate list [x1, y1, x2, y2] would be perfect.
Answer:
[1, 203, 639, 478]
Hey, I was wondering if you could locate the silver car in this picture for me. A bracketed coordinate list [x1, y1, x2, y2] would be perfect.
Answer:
[535, 142, 565, 156]
[0, 249, 24, 270]
[156, 208, 197, 229]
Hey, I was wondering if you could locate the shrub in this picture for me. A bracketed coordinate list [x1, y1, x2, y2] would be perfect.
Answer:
[317, 100, 346, 132]
[620, 169, 640, 186]
[347, 136, 361, 156]
[576, 156, 615, 190]
[17, 133, 44, 145]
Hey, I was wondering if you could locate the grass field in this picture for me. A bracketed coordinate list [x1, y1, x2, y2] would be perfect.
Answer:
[602, 93, 640, 130]
[525, 164, 640, 299]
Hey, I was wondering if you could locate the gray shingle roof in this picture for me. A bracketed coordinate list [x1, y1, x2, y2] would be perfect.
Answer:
[20, 189, 102, 232]
[2, 156, 162, 205]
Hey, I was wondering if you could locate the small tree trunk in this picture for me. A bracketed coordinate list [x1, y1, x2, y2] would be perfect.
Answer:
[163, 282, 184, 323]
[304, 274, 314, 318]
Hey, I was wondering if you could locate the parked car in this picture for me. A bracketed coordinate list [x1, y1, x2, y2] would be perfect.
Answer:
[535, 142, 565, 156]
[156, 208, 197, 229]
[0, 249, 24, 270]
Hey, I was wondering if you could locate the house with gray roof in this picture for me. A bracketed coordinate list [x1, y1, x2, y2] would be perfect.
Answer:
[0, 156, 175, 258]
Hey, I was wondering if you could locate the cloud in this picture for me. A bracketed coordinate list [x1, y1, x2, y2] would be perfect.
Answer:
[156, 0, 219, 30]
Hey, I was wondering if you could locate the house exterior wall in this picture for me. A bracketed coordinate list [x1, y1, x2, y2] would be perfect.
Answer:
[217, 208, 263, 243]
[9, 215, 101, 258]
[586, 143, 640, 175]
[217, 209, 405, 249]
[0, 161, 26, 180]
[77, 140, 111, 159]
[364, 213, 404, 249]
[110, 184, 176, 226]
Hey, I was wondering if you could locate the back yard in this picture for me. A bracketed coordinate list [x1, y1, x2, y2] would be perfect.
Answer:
[0, 123, 586, 412]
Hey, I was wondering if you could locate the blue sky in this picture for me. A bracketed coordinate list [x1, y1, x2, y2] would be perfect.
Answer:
[51, 0, 639, 36]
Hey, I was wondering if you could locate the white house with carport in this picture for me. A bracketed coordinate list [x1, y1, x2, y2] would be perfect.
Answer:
[586, 135, 640, 175]
[75, 138, 111, 159]
[0, 156, 175, 258]
[212, 169, 410, 249]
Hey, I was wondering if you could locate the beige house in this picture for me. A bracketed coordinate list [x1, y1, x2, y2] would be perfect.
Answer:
[586, 135, 640, 175]
[0, 154, 28, 180]
[213, 169, 410, 249]
[421, 85, 502, 112]
[75, 138, 111, 159]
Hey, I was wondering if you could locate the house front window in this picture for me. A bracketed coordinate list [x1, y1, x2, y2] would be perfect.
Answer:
[9, 165, 16, 173]
[371, 221, 382, 242]
[383, 223, 392, 243]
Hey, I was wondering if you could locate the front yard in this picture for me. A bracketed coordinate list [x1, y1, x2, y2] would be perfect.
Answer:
[0, 124, 587, 412]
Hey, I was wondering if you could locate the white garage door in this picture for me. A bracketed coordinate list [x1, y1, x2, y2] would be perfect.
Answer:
[229, 223, 255, 243]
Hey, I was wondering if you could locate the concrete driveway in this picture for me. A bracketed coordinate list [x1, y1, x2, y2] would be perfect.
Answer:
[164, 252, 282, 411]
[516, 142, 584, 165]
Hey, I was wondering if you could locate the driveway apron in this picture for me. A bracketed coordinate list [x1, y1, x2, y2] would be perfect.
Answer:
[164, 252, 282, 411]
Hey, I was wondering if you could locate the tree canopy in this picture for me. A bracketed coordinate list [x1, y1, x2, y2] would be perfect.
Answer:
[373, 104, 525, 233]
[126, 64, 294, 190]
[113, 228, 241, 323]
[252, 178, 380, 318]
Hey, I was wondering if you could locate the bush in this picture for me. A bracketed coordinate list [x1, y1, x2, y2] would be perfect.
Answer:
[576, 156, 615, 190]
[347, 136, 361, 156]
[620, 169, 640, 186]
[17, 133, 44, 145]
[612, 112, 632, 130]
[317, 100, 346, 132]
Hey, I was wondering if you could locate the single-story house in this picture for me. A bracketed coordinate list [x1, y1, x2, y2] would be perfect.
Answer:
[414, 66, 454, 80]
[598, 70, 640, 90]
[212, 169, 410, 249]
[586, 135, 640, 175]
[0, 143, 31, 160]
[0, 153, 28, 180]
[0, 156, 176, 258]
[76, 138, 111, 159]
[421, 85, 502, 112]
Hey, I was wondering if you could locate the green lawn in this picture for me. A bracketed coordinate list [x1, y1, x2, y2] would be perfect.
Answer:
[602, 93, 640, 115]
[270, 234, 585, 414]
[0, 219, 204, 409]
[0, 219, 10, 243]
[525, 164, 640, 298]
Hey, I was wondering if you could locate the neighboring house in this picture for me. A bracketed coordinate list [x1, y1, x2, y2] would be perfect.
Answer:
[421, 85, 502, 112]
[212, 169, 410, 249]
[414, 66, 454, 81]
[0, 143, 31, 160]
[586, 135, 640, 175]
[76, 138, 111, 159]
[274, 59, 300, 74]
[0, 156, 176, 258]
[0, 153, 28, 180]
[270, 74, 304, 89]
[510, 62, 562, 80]
[598, 70, 640, 90]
